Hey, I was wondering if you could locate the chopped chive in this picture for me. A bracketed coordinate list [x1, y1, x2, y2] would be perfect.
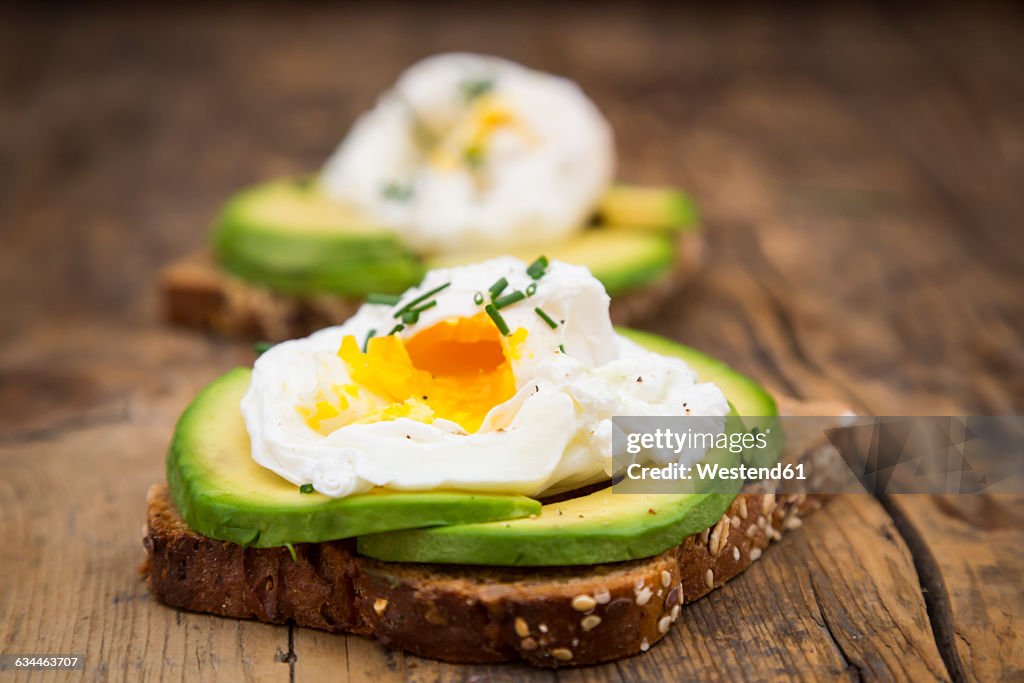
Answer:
[253, 341, 275, 356]
[473, 291, 484, 305]
[382, 181, 414, 201]
[393, 282, 450, 318]
[485, 304, 510, 336]
[535, 307, 558, 329]
[526, 255, 549, 279]
[410, 299, 438, 314]
[460, 77, 495, 101]
[362, 328, 376, 352]
[559, 344, 566, 354]
[387, 323, 405, 336]
[488, 277, 508, 299]
[493, 290, 526, 310]
[464, 144, 485, 169]
[367, 293, 401, 306]
[299, 484, 314, 494]
[526, 282, 537, 296]
[402, 310, 420, 325]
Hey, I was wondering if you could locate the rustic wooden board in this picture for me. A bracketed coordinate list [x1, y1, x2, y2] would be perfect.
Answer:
[1, 2, 1022, 682]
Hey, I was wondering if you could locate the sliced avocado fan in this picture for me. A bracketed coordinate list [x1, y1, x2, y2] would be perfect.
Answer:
[211, 177, 698, 297]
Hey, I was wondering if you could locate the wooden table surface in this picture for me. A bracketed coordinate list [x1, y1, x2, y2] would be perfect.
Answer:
[1, 3, 1021, 681]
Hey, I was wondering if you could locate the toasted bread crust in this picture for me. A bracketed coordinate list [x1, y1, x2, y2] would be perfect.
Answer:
[160, 232, 706, 341]
[144, 484, 820, 666]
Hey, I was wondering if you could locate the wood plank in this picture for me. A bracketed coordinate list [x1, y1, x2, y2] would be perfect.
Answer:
[2, 3, 1022, 681]
[0, 323, 286, 682]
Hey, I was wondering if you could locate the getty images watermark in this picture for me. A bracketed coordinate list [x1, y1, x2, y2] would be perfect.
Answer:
[611, 416, 1024, 495]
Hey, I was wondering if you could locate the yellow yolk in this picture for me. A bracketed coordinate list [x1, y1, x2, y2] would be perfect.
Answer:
[313, 313, 526, 434]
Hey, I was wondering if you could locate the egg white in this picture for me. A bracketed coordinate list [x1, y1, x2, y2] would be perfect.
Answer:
[321, 53, 615, 254]
[241, 258, 729, 498]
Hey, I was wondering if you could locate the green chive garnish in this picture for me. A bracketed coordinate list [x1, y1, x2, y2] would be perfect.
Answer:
[402, 310, 420, 325]
[559, 344, 566, 354]
[526, 282, 537, 296]
[387, 323, 405, 336]
[526, 255, 549, 279]
[299, 484, 314, 494]
[485, 304, 510, 336]
[473, 291, 484, 305]
[535, 307, 558, 329]
[362, 328, 376, 352]
[494, 290, 525, 310]
[410, 299, 438, 314]
[460, 78, 495, 101]
[393, 282, 450, 318]
[367, 293, 401, 306]
[253, 341, 275, 356]
[488, 277, 508, 299]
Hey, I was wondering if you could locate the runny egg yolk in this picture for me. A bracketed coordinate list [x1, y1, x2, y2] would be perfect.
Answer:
[305, 313, 527, 434]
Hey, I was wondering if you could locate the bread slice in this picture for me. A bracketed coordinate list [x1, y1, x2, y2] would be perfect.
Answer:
[144, 484, 821, 667]
[160, 232, 707, 341]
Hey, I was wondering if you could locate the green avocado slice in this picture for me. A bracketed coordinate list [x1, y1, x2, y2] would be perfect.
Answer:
[598, 184, 699, 234]
[356, 332, 780, 566]
[167, 368, 541, 547]
[426, 226, 675, 296]
[212, 178, 425, 295]
[210, 177, 694, 297]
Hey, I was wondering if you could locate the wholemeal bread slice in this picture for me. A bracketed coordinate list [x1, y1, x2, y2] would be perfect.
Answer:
[160, 232, 707, 341]
[144, 485, 821, 667]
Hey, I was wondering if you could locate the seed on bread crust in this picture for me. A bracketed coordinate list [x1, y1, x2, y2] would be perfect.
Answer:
[593, 587, 611, 604]
[750, 547, 763, 561]
[571, 594, 596, 612]
[660, 570, 672, 588]
[640, 638, 650, 652]
[658, 615, 672, 634]
[551, 648, 573, 661]
[746, 524, 758, 538]
[705, 569, 714, 589]
[373, 598, 388, 616]
[738, 496, 748, 519]
[514, 617, 530, 638]
[521, 637, 538, 651]
[581, 615, 601, 631]
[733, 546, 741, 562]
[635, 585, 653, 606]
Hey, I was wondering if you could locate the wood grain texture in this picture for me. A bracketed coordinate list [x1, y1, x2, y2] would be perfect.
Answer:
[1, 2, 1021, 681]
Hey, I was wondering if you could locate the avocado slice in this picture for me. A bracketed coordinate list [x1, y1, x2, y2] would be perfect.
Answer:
[210, 177, 693, 298]
[427, 226, 675, 296]
[598, 184, 699, 233]
[167, 368, 541, 547]
[356, 332, 780, 566]
[212, 178, 425, 295]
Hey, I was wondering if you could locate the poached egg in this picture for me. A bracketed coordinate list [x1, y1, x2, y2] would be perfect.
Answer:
[321, 53, 615, 254]
[241, 258, 728, 498]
